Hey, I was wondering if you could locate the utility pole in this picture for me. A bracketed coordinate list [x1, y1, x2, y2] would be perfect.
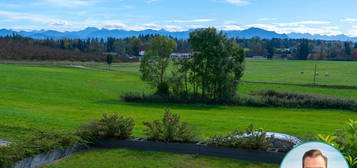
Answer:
[313, 64, 317, 85]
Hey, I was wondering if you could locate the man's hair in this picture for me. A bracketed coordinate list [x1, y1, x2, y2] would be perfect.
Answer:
[302, 149, 328, 168]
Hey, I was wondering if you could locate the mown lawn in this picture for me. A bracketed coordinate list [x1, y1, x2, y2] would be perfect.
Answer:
[0, 61, 356, 168]
[42, 149, 278, 168]
[0, 63, 355, 141]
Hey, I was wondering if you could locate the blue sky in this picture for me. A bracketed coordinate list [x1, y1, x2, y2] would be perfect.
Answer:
[1, 0, 357, 36]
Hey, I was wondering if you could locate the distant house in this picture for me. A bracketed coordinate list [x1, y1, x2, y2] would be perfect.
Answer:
[170, 53, 193, 59]
[251, 56, 267, 60]
[139, 50, 145, 56]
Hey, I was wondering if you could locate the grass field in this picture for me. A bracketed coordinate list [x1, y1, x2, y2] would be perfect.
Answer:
[88, 60, 357, 86]
[0, 60, 356, 167]
[42, 149, 277, 168]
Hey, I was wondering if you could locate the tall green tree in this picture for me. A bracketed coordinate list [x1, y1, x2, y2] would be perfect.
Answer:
[296, 39, 310, 60]
[188, 28, 245, 100]
[140, 36, 176, 95]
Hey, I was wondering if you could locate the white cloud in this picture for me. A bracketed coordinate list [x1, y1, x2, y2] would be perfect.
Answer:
[276, 21, 330, 27]
[341, 18, 357, 23]
[0, 10, 70, 26]
[347, 29, 357, 37]
[42, 0, 97, 7]
[219, 24, 244, 31]
[0, 9, 345, 36]
[258, 18, 278, 21]
[245, 23, 342, 36]
[220, 21, 244, 30]
[224, 0, 250, 6]
[246, 24, 280, 32]
[169, 19, 214, 23]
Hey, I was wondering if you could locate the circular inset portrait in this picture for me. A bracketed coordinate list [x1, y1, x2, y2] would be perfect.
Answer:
[280, 141, 349, 168]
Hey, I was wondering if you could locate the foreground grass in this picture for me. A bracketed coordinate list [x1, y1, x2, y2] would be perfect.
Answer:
[43, 149, 278, 168]
[0, 64, 355, 141]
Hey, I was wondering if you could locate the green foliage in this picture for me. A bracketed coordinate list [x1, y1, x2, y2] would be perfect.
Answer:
[139, 36, 176, 96]
[317, 119, 357, 168]
[207, 124, 273, 151]
[295, 39, 310, 60]
[254, 89, 357, 111]
[78, 113, 135, 142]
[139, 28, 245, 102]
[143, 108, 198, 143]
[188, 28, 245, 100]
[0, 130, 81, 168]
[345, 155, 357, 168]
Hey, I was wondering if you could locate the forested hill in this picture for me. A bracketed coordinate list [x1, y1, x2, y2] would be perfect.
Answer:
[1, 27, 357, 42]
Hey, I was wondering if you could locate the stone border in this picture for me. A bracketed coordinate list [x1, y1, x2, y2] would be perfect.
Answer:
[95, 139, 285, 164]
[10, 146, 85, 168]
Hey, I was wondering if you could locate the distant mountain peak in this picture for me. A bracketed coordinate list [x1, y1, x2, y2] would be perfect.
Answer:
[84, 27, 99, 31]
[0, 27, 356, 41]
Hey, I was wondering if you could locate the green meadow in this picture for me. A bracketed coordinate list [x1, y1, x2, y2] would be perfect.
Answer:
[89, 60, 357, 86]
[43, 149, 277, 168]
[0, 60, 356, 167]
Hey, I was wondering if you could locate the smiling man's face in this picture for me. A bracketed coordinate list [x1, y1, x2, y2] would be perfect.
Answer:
[303, 155, 327, 168]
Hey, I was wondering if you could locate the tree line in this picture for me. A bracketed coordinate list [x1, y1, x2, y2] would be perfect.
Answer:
[1, 33, 357, 61]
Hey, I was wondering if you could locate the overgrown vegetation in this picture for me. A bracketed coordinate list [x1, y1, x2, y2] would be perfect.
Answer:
[77, 113, 135, 143]
[317, 119, 357, 168]
[0, 131, 81, 168]
[207, 124, 274, 151]
[253, 89, 357, 111]
[122, 92, 239, 105]
[123, 89, 357, 112]
[143, 108, 198, 143]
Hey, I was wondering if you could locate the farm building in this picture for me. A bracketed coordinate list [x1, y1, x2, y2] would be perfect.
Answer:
[170, 53, 193, 59]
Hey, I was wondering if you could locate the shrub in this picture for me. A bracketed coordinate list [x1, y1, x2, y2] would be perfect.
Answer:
[122, 92, 146, 103]
[143, 108, 198, 143]
[122, 92, 235, 105]
[77, 113, 135, 142]
[0, 130, 81, 168]
[254, 89, 357, 111]
[317, 119, 357, 168]
[123, 89, 357, 112]
[156, 82, 170, 96]
[207, 124, 273, 151]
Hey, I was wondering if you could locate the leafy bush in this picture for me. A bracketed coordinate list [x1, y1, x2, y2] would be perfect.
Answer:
[143, 108, 198, 143]
[317, 119, 357, 168]
[123, 89, 357, 112]
[122, 92, 238, 105]
[254, 89, 357, 111]
[0, 130, 81, 168]
[207, 124, 273, 151]
[77, 113, 135, 142]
